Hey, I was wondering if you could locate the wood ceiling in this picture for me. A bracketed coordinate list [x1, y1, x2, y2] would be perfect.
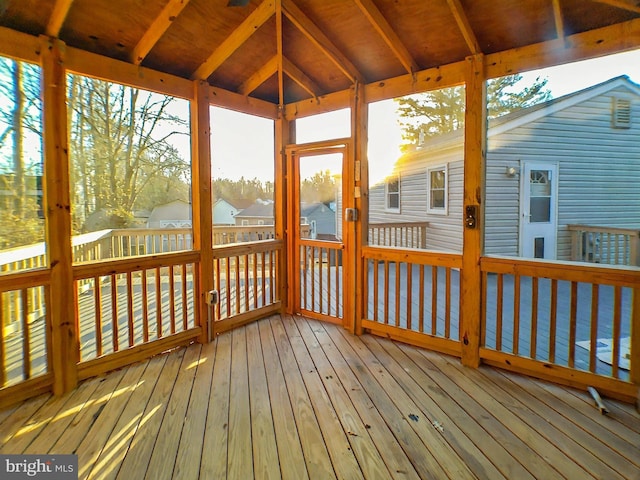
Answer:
[1, 0, 640, 105]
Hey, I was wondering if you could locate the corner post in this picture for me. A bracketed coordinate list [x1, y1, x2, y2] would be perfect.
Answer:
[275, 108, 292, 312]
[460, 54, 487, 368]
[41, 36, 78, 394]
[351, 82, 368, 335]
[191, 81, 214, 343]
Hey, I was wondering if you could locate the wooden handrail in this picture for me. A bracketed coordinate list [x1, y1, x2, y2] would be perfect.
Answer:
[567, 224, 640, 267]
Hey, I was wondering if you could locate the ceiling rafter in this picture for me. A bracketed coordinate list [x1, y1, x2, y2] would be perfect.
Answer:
[130, 0, 191, 65]
[281, 0, 363, 84]
[446, 0, 481, 55]
[590, 0, 640, 14]
[551, 0, 566, 43]
[239, 55, 278, 95]
[46, 0, 74, 37]
[282, 56, 320, 97]
[352, 0, 419, 74]
[192, 0, 275, 80]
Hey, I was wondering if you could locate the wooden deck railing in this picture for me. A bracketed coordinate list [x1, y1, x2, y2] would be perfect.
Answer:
[481, 256, 639, 402]
[298, 239, 344, 322]
[212, 239, 283, 333]
[361, 246, 463, 357]
[568, 224, 640, 266]
[73, 252, 200, 373]
[368, 222, 428, 249]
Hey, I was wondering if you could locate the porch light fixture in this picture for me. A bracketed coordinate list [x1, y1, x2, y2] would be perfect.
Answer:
[505, 166, 519, 177]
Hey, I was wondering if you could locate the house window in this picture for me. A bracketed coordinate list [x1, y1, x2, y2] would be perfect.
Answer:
[427, 165, 447, 214]
[612, 97, 631, 128]
[241, 220, 249, 226]
[385, 174, 400, 212]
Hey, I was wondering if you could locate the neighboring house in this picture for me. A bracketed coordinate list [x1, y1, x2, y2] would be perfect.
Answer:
[213, 197, 253, 225]
[234, 201, 274, 226]
[301, 202, 336, 240]
[369, 76, 640, 260]
[147, 199, 192, 228]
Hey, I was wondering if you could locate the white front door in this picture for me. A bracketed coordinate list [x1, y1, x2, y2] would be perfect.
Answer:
[520, 162, 558, 259]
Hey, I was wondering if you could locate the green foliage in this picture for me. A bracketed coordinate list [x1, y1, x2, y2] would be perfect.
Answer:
[300, 170, 337, 204]
[0, 196, 44, 249]
[396, 74, 551, 151]
[213, 176, 274, 203]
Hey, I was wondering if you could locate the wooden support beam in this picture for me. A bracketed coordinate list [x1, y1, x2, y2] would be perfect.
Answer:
[631, 286, 640, 410]
[191, 80, 214, 344]
[485, 17, 640, 79]
[446, 0, 481, 55]
[130, 0, 191, 65]
[0, 26, 40, 63]
[591, 0, 640, 14]
[46, 0, 74, 37]
[40, 37, 78, 394]
[275, 115, 293, 312]
[460, 54, 486, 369]
[282, 56, 320, 98]
[239, 55, 278, 95]
[209, 85, 278, 119]
[65, 46, 193, 99]
[552, 0, 566, 43]
[192, 0, 275, 80]
[282, 0, 363, 84]
[276, 0, 284, 106]
[352, 0, 419, 74]
[351, 82, 367, 336]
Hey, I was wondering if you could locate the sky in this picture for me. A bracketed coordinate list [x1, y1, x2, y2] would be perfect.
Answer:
[3, 48, 639, 182]
[210, 47, 640, 184]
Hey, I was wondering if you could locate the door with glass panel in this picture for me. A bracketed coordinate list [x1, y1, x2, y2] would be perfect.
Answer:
[520, 162, 558, 259]
[287, 141, 347, 324]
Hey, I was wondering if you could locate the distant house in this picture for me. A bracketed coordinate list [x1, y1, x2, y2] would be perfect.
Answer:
[234, 201, 274, 226]
[301, 202, 336, 240]
[213, 198, 253, 225]
[147, 199, 192, 228]
[369, 76, 640, 260]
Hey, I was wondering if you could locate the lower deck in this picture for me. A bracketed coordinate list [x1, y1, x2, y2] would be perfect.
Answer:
[1, 315, 638, 479]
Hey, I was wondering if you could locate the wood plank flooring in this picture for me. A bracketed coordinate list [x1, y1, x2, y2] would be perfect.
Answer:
[1, 314, 638, 480]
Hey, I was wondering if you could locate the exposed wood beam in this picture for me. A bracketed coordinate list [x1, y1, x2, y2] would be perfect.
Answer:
[485, 16, 640, 79]
[64, 46, 194, 99]
[590, 0, 640, 14]
[131, 0, 191, 65]
[276, 0, 284, 106]
[352, 0, 419, 74]
[282, 0, 363, 84]
[446, 0, 481, 54]
[282, 56, 320, 97]
[0, 26, 40, 63]
[552, 0, 566, 43]
[239, 55, 278, 95]
[192, 0, 275, 80]
[46, 0, 74, 37]
[209, 85, 278, 119]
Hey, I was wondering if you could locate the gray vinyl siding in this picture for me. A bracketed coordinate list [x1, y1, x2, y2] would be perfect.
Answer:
[369, 146, 464, 252]
[485, 84, 640, 260]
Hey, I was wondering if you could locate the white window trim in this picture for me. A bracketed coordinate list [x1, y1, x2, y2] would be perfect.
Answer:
[427, 164, 448, 215]
[385, 173, 401, 213]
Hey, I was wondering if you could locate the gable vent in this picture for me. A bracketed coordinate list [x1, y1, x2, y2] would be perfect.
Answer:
[612, 97, 631, 129]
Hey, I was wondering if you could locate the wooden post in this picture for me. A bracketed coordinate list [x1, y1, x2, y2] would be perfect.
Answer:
[460, 54, 486, 368]
[351, 82, 368, 335]
[632, 286, 640, 412]
[191, 80, 214, 343]
[275, 110, 292, 312]
[41, 37, 78, 394]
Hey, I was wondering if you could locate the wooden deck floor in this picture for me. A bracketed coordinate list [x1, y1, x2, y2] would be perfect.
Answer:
[1, 314, 638, 480]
